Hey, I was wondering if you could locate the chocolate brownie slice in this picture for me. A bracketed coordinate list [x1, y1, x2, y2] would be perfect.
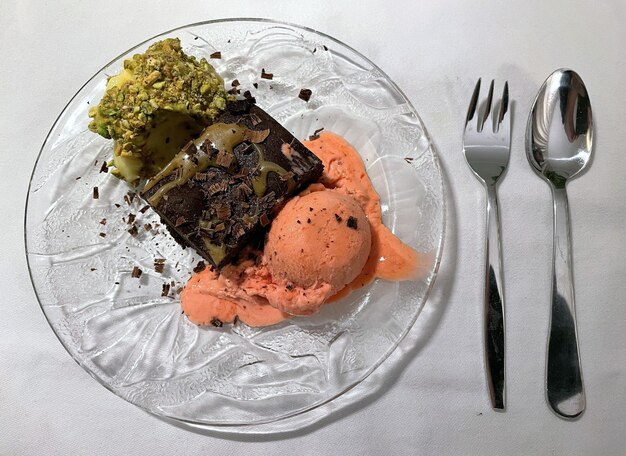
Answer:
[141, 100, 324, 267]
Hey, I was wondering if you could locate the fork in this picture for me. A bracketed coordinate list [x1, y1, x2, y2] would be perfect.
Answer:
[463, 79, 511, 410]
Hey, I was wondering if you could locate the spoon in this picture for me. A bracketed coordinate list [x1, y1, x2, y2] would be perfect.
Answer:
[526, 68, 593, 419]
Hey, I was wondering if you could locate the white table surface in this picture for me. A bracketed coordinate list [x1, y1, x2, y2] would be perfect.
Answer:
[2, 0, 625, 454]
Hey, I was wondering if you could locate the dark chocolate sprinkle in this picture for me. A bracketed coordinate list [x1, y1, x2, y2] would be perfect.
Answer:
[210, 51, 222, 59]
[154, 258, 165, 273]
[210, 317, 223, 327]
[243, 90, 256, 103]
[298, 88, 312, 102]
[309, 127, 325, 140]
[253, 82, 258, 89]
[131, 266, 142, 278]
[99, 218, 107, 225]
[99, 161, 109, 173]
[99, 232, 106, 238]
[261, 68, 274, 80]
[335, 213, 342, 222]
[92, 187, 99, 199]
[347, 216, 358, 230]
[193, 261, 206, 274]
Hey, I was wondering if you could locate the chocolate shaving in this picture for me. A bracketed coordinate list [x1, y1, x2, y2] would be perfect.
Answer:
[214, 222, 226, 232]
[244, 128, 270, 144]
[243, 90, 256, 103]
[210, 317, 223, 327]
[127, 192, 136, 204]
[227, 87, 238, 95]
[216, 203, 231, 220]
[114, 203, 121, 208]
[249, 113, 262, 126]
[193, 261, 206, 273]
[139, 205, 150, 214]
[404, 157, 415, 164]
[210, 51, 221, 59]
[99, 218, 107, 225]
[127, 213, 136, 225]
[237, 183, 253, 198]
[154, 258, 165, 273]
[347, 216, 358, 229]
[144, 223, 153, 231]
[231, 79, 240, 87]
[208, 181, 228, 195]
[298, 88, 312, 102]
[127, 225, 138, 236]
[260, 213, 270, 227]
[253, 82, 258, 89]
[335, 213, 342, 222]
[99, 232, 106, 237]
[233, 224, 245, 239]
[242, 213, 257, 227]
[161, 283, 170, 296]
[92, 187, 99, 199]
[261, 68, 274, 80]
[309, 127, 324, 140]
[286, 283, 294, 291]
[215, 150, 234, 168]
[131, 266, 142, 278]
[175, 216, 187, 227]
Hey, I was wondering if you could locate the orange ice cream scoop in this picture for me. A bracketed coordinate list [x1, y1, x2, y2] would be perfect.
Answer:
[265, 190, 371, 295]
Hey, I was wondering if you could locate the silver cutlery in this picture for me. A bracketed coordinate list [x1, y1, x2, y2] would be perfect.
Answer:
[526, 69, 592, 419]
[463, 79, 511, 410]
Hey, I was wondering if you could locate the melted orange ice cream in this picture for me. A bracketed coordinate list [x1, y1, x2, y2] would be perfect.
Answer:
[181, 132, 423, 327]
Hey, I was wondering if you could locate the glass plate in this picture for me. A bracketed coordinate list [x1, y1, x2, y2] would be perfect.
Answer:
[25, 19, 444, 433]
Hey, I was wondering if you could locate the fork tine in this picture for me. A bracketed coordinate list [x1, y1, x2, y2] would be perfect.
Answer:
[497, 81, 509, 131]
[465, 78, 481, 126]
[481, 79, 495, 132]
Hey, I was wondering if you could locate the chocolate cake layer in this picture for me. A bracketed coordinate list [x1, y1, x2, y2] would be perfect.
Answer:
[141, 100, 324, 267]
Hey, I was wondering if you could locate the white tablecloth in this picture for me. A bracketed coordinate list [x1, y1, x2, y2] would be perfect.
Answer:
[2, 0, 625, 454]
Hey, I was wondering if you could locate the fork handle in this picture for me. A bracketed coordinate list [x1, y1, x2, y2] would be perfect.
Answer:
[484, 185, 506, 410]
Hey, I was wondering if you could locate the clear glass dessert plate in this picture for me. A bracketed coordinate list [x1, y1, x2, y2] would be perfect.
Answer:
[25, 19, 444, 434]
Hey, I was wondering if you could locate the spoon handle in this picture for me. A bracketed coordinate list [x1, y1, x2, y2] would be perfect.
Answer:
[484, 185, 506, 410]
[547, 186, 585, 419]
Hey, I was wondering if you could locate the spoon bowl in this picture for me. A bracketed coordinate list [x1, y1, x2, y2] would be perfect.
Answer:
[526, 68, 593, 419]
[527, 69, 593, 186]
